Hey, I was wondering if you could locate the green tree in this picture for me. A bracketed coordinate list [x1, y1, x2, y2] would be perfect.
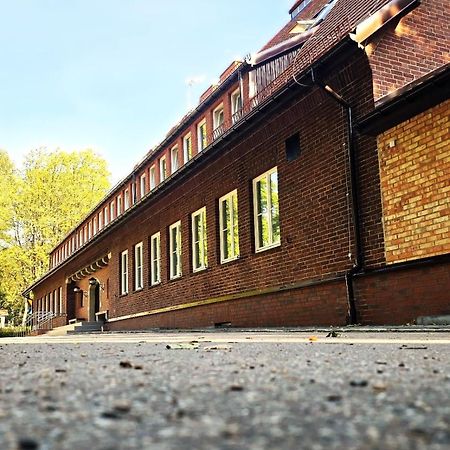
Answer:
[0, 151, 16, 247]
[0, 148, 110, 322]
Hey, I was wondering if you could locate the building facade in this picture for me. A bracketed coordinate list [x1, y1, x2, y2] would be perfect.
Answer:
[24, 0, 450, 330]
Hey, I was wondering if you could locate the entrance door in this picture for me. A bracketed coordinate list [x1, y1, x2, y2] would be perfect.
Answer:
[88, 279, 101, 322]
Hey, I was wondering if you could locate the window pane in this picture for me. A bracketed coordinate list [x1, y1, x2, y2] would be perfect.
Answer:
[270, 171, 280, 244]
[232, 193, 239, 257]
[257, 178, 269, 248]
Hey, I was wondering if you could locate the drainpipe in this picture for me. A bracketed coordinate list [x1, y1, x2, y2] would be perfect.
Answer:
[311, 70, 363, 324]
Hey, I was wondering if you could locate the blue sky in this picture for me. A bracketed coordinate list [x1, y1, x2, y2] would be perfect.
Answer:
[0, 0, 290, 183]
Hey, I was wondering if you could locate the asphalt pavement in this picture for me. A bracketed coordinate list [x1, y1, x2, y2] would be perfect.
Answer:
[0, 330, 449, 450]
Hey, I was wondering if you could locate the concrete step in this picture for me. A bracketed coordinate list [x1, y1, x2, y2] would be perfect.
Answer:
[46, 321, 103, 336]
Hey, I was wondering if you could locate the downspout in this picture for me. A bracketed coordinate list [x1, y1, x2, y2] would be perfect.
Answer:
[311, 69, 363, 324]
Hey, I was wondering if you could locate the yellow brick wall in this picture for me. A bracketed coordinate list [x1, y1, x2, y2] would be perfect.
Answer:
[379, 99, 450, 264]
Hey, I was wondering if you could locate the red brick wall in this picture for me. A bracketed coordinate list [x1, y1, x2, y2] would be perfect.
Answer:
[108, 280, 348, 330]
[366, 0, 450, 101]
[97, 52, 378, 326]
[354, 261, 450, 324]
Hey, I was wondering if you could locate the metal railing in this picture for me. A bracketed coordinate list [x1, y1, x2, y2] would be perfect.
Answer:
[17, 312, 67, 336]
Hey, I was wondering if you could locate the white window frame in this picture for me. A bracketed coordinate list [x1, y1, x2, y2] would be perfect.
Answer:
[213, 103, 224, 130]
[231, 88, 242, 123]
[191, 207, 207, 272]
[150, 232, 161, 286]
[169, 221, 182, 280]
[110, 201, 115, 221]
[131, 181, 136, 205]
[117, 195, 123, 215]
[104, 206, 109, 225]
[150, 165, 156, 190]
[140, 173, 146, 198]
[253, 167, 281, 252]
[183, 133, 192, 163]
[59, 286, 63, 314]
[219, 189, 240, 263]
[124, 189, 130, 210]
[159, 156, 167, 182]
[88, 222, 92, 240]
[197, 119, 207, 152]
[171, 145, 179, 173]
[134, 242, 143, 291]
[120, 250, 129, 295]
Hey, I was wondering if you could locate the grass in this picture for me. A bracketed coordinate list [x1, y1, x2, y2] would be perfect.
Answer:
[0, 326, 30, 338]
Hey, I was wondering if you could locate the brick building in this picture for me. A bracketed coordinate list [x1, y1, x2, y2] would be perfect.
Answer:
[24, 0, 450, 330]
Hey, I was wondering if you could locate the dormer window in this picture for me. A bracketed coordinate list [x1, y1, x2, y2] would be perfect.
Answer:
[171, 146, 179, 173]
[290, 0, 312, 19]
[231, 88, 242, 123]
[160, 155, 167, 182]
[213, 104, 224, 130]
[197, 119, 207, 151]
[150, 165, 156, 190]
[124, 189, 130, 210]
[140, 173, 146, 198]
[183, 133, 192, 163]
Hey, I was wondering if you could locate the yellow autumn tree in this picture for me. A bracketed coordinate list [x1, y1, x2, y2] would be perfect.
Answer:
[0, 148, 110, 322]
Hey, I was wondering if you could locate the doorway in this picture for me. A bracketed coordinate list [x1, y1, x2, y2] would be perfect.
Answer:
[88, 278, 101, 322]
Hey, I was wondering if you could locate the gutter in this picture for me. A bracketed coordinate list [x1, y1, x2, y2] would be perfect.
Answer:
[310, 68, 363, 325]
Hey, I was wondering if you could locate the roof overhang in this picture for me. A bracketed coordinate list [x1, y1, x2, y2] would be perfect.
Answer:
[350, 0, 420, 45]
[358, 63, 450, 136]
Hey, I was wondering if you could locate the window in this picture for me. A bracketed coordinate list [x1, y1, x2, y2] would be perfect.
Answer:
[134, 242, 143, 290]
[131, 181, 136, 204]
[253, 167, 280, 251]
[120, 250, 129, 295]
[183, 133, 192, 163]
[197, 119, 207, 151]
[150, 232, 161, 285]
[99, 211, 103, 230]
[124, 189, 130, 210]
[160, 156, 167, 182]
[213, 104, 224, 130]
[171, 146, 179, 173]
[110, 201, 115, 221]
[54, 289, 58, 314]
[219, 189, 240, 263]
[231, 88, 242, 123]
[140, 173, 146, 198]
[104, 207, 109, 225]
[169, 221, 182, 279]
[117, 195, 123, 215]
[150, 165, 156, 190]
[88, 221, 92, 240]
[93, 217, 98, 234]
[191, 207, 207, 272]
[59, 286, 63, 314]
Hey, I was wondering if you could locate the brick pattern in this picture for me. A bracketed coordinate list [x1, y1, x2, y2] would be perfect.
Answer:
[354, 261, 450, 324]
[367, 0, 450, 102]
[379, 100, 450, 263]
[107, 281, 349, 330]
